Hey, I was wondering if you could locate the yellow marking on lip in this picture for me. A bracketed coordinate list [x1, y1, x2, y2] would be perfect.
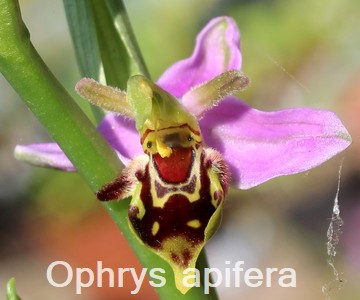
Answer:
[186, 219, 201, 229]
[156, 138, 172, 158]
[152, 221, 160, 236]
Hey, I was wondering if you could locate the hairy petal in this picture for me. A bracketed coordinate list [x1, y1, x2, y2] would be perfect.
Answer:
[200, 97, 352, 189]
[157, 16, 241, 98]
[98, 113, 142, 164]
[75, 78, 133, 117]
[182, 70, 249, 118]
[14, 143, 76, 171]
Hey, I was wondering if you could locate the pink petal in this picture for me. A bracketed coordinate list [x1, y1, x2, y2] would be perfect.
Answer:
[157, 16, 242, 98]
[14, 143, 76, 171]
[200, 97, 352, 189]
[98, 113, 143, 165]
[14, 116, 142, 171]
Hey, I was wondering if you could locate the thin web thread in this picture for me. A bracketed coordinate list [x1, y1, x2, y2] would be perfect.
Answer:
[263, 53, 312, 96]
[322, 159, 346, 299]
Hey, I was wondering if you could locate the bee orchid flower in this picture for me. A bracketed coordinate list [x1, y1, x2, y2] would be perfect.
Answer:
[14, 16, 351, 294]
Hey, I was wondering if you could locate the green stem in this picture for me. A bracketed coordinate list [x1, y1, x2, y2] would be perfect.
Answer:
[0, 0, 216, 298]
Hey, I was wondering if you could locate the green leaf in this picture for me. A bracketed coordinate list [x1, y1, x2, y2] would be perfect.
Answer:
[64, 0, 149, 89]
[63, 0, 149, 123]
[105, 0, 149, 77]
[63, 0, 101, 80]
[63, 0, 105, 123]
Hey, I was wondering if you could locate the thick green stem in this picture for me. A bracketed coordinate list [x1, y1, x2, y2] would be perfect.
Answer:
[0, 0, 216, 298]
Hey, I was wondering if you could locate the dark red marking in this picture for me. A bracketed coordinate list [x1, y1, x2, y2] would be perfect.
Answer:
[97, 172, 131, 201]
[140, 128, 153, 145]
[213, 190, 223, 206]
[181, 249, 192, 266]
[171, 252, 180, 265]
[97, 164, 146, 201]
[128, 150, 223, 267]
[140, 124, 201, 145]
[155, 180, 176, 198]
[154, 175, 196, 198]
[204, 151, 231, 194]
[169, 249, 192, 266]
[153, 148, 194, 184]
[180, 175, 196, 194]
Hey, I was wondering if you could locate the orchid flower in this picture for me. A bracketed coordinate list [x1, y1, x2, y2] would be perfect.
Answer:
[14, 16, 351, 294]
[15, 17, 351, 293]
[15, 16, 351, 190]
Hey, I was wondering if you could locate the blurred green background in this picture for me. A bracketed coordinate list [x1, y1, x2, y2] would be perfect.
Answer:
[1, 0, 359, 299]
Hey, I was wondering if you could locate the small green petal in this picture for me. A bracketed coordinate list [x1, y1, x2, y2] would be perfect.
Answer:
[75, 78, 133, 117]
[182, 70, 250, 117]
